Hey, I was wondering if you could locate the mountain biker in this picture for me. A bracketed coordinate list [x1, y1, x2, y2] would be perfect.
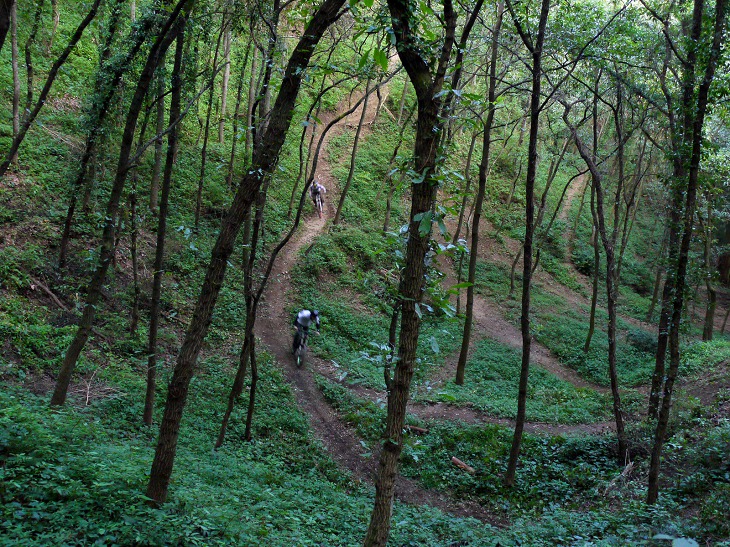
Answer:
[310, 180, 326, 207]
[293, 309, 320, 353]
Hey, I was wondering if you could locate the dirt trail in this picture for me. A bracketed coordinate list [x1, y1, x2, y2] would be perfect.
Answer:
[254, 98, 501, 524]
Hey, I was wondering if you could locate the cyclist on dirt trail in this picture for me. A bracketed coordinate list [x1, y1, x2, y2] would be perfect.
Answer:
[310, 179, 326, 207]
[293, 309, 320, 353]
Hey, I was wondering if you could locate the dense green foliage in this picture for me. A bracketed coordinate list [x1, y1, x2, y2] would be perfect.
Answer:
[1, 0, 729, 544]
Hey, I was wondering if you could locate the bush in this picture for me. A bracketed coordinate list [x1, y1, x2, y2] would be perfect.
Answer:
[621, 256, 653, 296]
[626, 327, 658, 354]
[572, 241, 595, 276]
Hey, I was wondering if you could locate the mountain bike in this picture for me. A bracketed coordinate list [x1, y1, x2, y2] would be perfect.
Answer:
[313, 192, 323, 218]
[293, 328, 309, 368]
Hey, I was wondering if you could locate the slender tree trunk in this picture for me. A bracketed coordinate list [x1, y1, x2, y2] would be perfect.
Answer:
[563, 102, 627, 463]
[243, 334, 258, 440]
[504, 0, 551, 487]
[144, 20, 185, 426]
[453, 132, 478, 243]
[150, 72, 166, 212]
[334, 77, 372, 225]
[48, 0, 59, 52]
[129, 182, 140, 334]
[364, 0, 457, 541]
[216, 328, 252, 447]
[584, 187, 600, 352]
[194, 24, 225, 228]
[146, 0, 347, 504]
[509, 247, 522, 299]
[244, 48, 258, 164]
[24, 0, 45, 116]
[647, 267, 663, 322]
[1, 0, 103, 177]
[396, 80, 408, 124]
[226, 39, 252, 188]
[218, 24, 232, 144]
[702, 203, 716, 341]
[51, 0, 188, 407]
[10, 0, 18, 166]
[252, 2, 280, 150]
[455, 0, 503, 385]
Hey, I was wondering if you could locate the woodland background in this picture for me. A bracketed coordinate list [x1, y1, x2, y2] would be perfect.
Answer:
[0, 0, 729, 544]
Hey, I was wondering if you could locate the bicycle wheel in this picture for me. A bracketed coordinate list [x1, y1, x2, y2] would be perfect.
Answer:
[295, 343, 306, 367]
[315, 195, 323, 218]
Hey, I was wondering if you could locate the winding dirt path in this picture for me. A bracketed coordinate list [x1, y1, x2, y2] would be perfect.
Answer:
[254, 100, 502, 524]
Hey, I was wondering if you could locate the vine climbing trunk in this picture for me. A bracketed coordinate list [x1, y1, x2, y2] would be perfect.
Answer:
[363, 0, 457, 542]
[145, 0, 348, 504]
[648, 0, 727, 503]
[0, 0, 103, 177]
[51, 0, 190, 406]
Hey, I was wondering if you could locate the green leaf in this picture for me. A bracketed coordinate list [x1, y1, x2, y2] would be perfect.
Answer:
[373, 48, 388, 72]
[362, 0, 374, 7]
[358, 49, 371, 70]
[437, 217, 448, 237]
[451, 282, 473, 289]
[418, 211, 433, 236]
[430, 336, 439, 354]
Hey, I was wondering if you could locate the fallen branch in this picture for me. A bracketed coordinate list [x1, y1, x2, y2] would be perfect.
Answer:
[603, 460, 635, 495]
[27, 275, 112, 343]
[29, 276, 69, 311]
[451, 456, 476, 474]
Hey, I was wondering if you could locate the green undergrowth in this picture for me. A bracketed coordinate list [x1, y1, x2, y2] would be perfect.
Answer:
[473, 259, 657, 388]
[291, 226, 462, 389]
[1, 359, 501, 546]
[317, 376, 725, 544]
[420, 338, 611, 424]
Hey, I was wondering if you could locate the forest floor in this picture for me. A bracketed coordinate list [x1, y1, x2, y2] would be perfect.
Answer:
[251, 90, 625, 523]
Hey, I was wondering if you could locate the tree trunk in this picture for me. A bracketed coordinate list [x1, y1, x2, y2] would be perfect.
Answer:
[334, 77, 372, 225]
[226, 38, 252, 188]
[245, 48, 258, 164]
[453, 132, 478, 243]
[563, 102, 627, 463]
[51, 0, 188, 406]
[144, 20, 185, 426]
[150, 72, 166, 212]
[396, 80, 408, 124]
[218, 24, 232, 144]
[243, 335, 258, 440]
[10, 0, 18, 166]
[584, 187, 600, 352]
[504, 0, 550, 488]
[48, 0, 59, 53]
[129, 182, 140, 334]
[194, 24, 225, 228]
[702, 202, 716, 341]
[455, 0, 502, 386]
[364, 0, 457, 543]
[24, 0, 45, 115]
[1, 0, 103, 177]
[145, 0, 348, 504]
